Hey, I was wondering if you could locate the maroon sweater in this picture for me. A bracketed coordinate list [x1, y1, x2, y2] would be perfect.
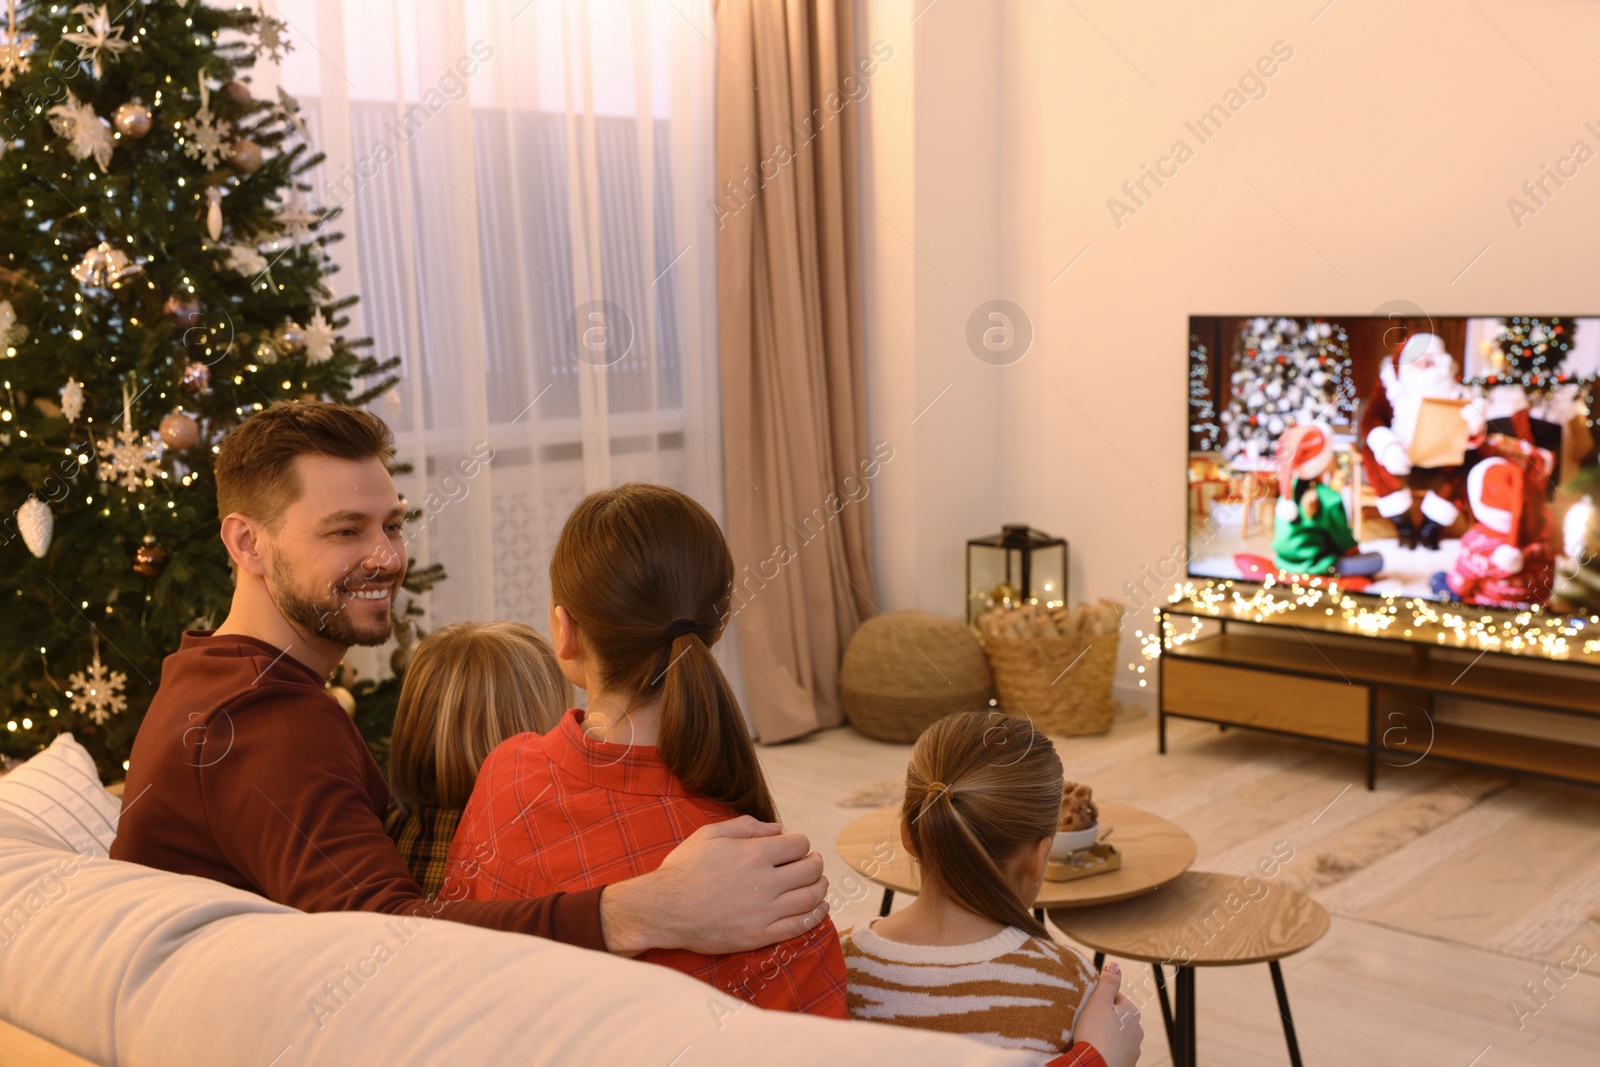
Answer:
[112, 631, 606, 950]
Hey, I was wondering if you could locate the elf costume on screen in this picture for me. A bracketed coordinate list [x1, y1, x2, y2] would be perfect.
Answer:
[1441, 441, 1557, 609]
[1272, 423, 1384, 578]
[1360, 334, 1487, 549]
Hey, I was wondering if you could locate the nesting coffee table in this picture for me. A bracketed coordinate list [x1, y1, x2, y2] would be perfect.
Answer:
[835, 800, 1197, 916]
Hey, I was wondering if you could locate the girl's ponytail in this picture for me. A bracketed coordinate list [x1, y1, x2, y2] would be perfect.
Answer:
[903, 711, 1063, 939]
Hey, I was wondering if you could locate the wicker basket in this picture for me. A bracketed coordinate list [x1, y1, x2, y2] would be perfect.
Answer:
[982, 630, 1118, 736]
[840, 611, 994, 743]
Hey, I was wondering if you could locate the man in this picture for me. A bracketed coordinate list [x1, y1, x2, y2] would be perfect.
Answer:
[112, 402, 826, 956]
[1360, 332, 1487, 550]
[112, 402, 1138, 1066]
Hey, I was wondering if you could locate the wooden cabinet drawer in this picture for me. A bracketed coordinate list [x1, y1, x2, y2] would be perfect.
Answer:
[1162, 658, 1369, 745]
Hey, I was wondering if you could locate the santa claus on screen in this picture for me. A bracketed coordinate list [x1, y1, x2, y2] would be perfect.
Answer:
[1441, 442, 1557, 608]
[1360, 333, 1487, 550]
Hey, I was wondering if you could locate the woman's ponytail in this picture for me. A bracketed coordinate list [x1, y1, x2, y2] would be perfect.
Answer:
[658, 632, 776, 822]
[551, 483, 777, 823]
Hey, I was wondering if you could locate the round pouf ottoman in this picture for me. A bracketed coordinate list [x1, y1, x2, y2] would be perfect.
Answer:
[840, 611, 994, 743]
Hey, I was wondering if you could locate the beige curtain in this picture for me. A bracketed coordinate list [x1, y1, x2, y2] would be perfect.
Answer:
[714, 0, 876, 742]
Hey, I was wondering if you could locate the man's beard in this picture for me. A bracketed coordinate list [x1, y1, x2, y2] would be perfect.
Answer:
[266, 553, 395, 648]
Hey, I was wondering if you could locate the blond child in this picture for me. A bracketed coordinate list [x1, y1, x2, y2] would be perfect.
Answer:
[383, 620, 572, 896]
[843, 710, 1099, 1059]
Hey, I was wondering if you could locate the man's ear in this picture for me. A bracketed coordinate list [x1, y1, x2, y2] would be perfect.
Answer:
[220, 513, 270, 578]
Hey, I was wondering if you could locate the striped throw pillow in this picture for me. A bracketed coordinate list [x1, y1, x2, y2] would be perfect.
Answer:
[0, 734, 120, 857]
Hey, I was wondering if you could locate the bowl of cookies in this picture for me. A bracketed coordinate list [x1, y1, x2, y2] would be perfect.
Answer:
[1051, 781, 1100, 859]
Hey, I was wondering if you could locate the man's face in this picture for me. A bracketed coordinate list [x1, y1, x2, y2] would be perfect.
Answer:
[258, 454, 408, 647]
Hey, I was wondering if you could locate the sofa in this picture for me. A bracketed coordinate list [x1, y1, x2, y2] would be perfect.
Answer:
[0, 735, 1041, 1066]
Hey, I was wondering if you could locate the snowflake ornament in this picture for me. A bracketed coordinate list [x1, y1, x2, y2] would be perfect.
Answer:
[224, 242, 269, 276]
[67, 651, 128, 725]
[0, 23, 36, 90]
[180, 107, 232, 170]
[303, 308, 335, 362]
[0, 298, 26, 349]
[48, 91, 114, 172]
[60, 377, 84, 422]
[255, 2, 292, 62]
[96, 424, 164, 490]
[62, 3, 128, 80]
[274, 187, 318, 245]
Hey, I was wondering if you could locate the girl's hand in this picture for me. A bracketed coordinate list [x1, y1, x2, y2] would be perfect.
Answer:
[1072, 962, 1144, 1067]
[1300, 489, 1319, 518]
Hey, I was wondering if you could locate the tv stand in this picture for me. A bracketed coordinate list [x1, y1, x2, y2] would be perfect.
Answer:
[1156, 605, 1600, 790]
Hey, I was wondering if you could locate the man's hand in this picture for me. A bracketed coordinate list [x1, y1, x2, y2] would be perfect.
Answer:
[597, 816, 829, 957]
[1073, 962, 1144, 1067]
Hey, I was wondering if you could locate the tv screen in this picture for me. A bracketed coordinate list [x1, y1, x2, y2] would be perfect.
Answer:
[1186, 315, 1600, 613]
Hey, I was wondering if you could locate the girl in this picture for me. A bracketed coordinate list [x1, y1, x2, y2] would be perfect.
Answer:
[843, 710, 1098, 1057]
[445, 483, 847, 1018]
[384, 621, 572, 897]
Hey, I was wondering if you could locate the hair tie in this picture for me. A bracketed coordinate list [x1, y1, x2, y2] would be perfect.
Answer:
[663, 618, 700, 643]
[926, 781, 950, 798]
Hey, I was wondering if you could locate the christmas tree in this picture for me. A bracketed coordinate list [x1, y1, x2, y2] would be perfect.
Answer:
[0, 2, 431, 777]
[1219, 317, 1352, 470]
[1188, 335, 1219, 452]
[1463, 316, 1594, 398]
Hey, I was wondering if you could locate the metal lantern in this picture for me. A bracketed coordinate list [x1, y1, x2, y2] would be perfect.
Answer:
[966, 524, 1069, 628]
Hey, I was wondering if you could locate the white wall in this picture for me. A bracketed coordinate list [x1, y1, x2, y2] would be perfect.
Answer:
[862, 0, 1600, 692]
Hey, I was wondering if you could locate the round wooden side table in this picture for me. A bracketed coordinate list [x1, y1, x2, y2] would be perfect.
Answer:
[1049, 870, 1330, 1067]
[835, 800, 1197, 917]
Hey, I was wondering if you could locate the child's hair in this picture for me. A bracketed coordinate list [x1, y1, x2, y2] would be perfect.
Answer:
[550, 483, 777, 823]
[902, 711, 1063, 938]
[387, 621, 574, 810]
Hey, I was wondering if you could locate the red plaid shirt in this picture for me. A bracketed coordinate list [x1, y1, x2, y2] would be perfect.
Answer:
[446, 708, 848, 1018]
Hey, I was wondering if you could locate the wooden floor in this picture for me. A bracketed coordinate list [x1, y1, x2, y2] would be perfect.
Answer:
[759, 707, 1600, 1066]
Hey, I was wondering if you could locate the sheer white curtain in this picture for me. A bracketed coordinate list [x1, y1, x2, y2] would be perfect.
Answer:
[249, 1, 729, 676]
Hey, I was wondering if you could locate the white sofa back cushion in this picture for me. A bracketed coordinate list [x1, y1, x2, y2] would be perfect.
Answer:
[0, 809, 1045, 1066]
[0, 733, 120, 857]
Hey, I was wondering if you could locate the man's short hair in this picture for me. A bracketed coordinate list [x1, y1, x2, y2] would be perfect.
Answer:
[214, 401, 396, 528]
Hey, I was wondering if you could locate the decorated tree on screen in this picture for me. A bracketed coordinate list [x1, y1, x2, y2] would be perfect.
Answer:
[1219, 317, 1353, 470]
[1188, 335, 1219, 452]
[0, 2, 436, 776]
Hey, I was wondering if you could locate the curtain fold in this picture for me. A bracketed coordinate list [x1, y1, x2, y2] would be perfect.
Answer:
[714, 0, 876, 742]
[260, 1, 728, 677]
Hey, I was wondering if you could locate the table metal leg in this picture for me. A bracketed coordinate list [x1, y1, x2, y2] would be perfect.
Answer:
[1176, 965, 1196, 1067]
[878, 888, 894, 917]
[1270, 960, 1304, 1067]
[1152, 962, 1177, 1063]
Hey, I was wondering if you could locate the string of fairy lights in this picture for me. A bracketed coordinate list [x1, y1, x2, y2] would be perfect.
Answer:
[1132, 578, 1600, 671]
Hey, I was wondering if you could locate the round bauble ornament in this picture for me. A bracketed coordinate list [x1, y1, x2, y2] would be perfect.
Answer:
[113, 102, 152, 139]
[278, 322, 305, 351]
[221, 80, 253, 105]
[18, 496, 52, 558]
[991, 581, 1021, 606]
[133, 535, 170, 578]
[335, 660, 359, 689]
[226, 139, 263, 174]
[390, 642, 417, 676]
[164, 294, 202, 326]
[327, 685, 357, 716]
[159, 411, 200, 450]
[180, 361, 211, 395]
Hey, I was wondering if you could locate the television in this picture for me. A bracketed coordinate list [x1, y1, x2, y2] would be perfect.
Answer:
[1186, 315, 1600, 614]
